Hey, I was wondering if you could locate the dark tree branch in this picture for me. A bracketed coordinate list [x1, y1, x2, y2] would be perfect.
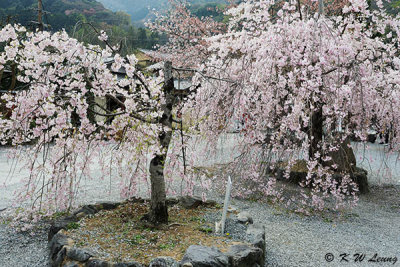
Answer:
[133, 72, 152, 98]
[105, 93, 125, 109]
[297, 0, 303, 20]
[130, 113, 160, 124]
[172, 66, 236, 83]
[172, 83, 201, 98]
[76, 22, 117, 54]
[88, 108, 126, 117]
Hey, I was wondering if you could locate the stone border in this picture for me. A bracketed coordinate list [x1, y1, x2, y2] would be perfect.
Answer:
[48, 196, 266, 267]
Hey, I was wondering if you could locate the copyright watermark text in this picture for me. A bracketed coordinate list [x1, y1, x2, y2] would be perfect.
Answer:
[325, 253, 398, 265]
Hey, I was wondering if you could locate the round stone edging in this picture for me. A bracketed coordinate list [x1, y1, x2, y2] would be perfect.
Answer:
[48, 196, 266, 267]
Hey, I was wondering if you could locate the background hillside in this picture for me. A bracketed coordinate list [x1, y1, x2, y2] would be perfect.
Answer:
[96, 0, 228, 26]
[0, 0, 229, 51]
[0, 0, 131, 31]
[0, 0, 168, 53]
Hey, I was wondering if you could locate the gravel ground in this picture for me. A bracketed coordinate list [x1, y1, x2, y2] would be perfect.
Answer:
[0, 223, 49, 267]
[203, 212, 249, 241]
[227, 185, 400, 267]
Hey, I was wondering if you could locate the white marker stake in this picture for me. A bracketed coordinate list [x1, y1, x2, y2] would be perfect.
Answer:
[220, 176, 232, 234]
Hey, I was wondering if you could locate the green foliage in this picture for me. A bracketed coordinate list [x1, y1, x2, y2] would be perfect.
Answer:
[66, 222, 81, 230]
[158, 238, 177, 250]
[126, 234, 145, 245]
[51, 211, 70, 220]
[189, 216, 206, 223]
[190, 2, 226, 22]
[198, 225, 213, 233]
[389, 0, 400, 14]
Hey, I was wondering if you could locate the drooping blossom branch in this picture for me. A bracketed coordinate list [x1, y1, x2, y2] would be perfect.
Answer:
[0, 24, 203, 227]
[183, 0, 400, 212]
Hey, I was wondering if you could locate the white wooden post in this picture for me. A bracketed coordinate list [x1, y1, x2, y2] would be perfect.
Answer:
[217, 176, 232, 234]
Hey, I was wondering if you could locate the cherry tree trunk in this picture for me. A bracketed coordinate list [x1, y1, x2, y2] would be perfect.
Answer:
[148, 153, 169, 224]
[310, 1, 324, 161]
[147, 62, 175, 224]
[309, 106, 323, 161]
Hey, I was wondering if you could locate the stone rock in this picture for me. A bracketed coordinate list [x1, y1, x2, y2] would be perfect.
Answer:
[276, 169, 307, 185]
[227, 206, 238, 213]
[64, 262, 80, 267]
[128, 197, 145, 203]
[181, 245, 229, 267]
[352, 167, 369, 194]
[326, 137, 356, 173]
[203, 200, 217, 207]
[96, 201, 120, 210]
[275, 160, 308, 185]
[48, 216, 78, 241]
[275, 158, 369, 194]
[53, 246, 67, 267]
[166, 198, 179, 206]
[179, 196, 203, 209]
[351, 132, 377, 143]
[227, 244, 263, 267]
[149, 256, 180, 267]
[332, 167, 369, 194]
[237, 211, 253, 224]
[76, 212, 86, 220]
[73, 205, 98, 216]
[113, 262, 144, 267]
[182, 263, 193, 267]
[86, 259, 111, 267]
[367, 133, 377, 143]
[49, 233, 74, 265]
[66, 247, 93, 262]
[246, 224, 266, 263]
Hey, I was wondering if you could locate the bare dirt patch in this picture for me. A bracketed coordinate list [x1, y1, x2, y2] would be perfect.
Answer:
[65, 201, 239, 265]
